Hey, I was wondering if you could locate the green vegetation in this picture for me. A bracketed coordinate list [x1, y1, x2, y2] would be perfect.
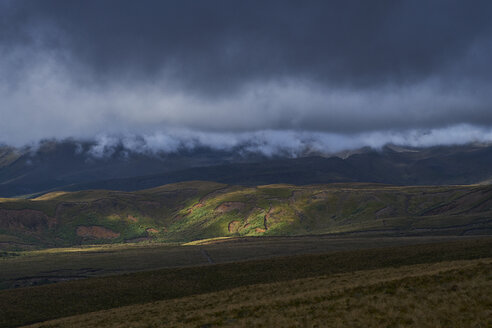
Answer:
[1, 181, 492, 250]
[1, 181, 490, 327]
[1, 237, 491, 328]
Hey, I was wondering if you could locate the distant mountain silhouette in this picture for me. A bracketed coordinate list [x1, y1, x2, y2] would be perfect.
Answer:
[1, 141, 491, 197]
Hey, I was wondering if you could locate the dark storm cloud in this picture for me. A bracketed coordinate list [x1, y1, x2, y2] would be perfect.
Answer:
[1, 0, 492, 150]
[4, 0, 492, 89]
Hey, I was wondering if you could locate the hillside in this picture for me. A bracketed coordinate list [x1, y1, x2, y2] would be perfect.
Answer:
[2, 238, 491, 328]
[95, 143, 492, 190]
[24, 258, 492, 328]
[1, 181, 491, 250]
[2, 142, 492, 197]
[0, 141, 262, 197]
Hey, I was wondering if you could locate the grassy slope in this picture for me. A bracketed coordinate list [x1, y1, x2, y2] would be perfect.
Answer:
[1, 181, 492, 250]
[25, 258, 492, 328]
[0, 235, 476, 290]
[0, 238, 490, 328]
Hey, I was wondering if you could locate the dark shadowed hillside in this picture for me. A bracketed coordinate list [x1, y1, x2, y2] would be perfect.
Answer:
[1, 142, 492, 197]
[55, 144, 492, 194]
[0, 141, 265, 197]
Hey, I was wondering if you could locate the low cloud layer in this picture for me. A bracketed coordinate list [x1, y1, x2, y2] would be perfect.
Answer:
[1, 1, 492, 152]
[76, 125, 492, 158]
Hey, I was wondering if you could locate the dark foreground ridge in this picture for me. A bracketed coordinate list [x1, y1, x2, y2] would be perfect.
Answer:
[1, 237, 491, 328]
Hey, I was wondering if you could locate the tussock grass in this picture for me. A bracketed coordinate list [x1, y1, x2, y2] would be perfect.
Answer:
[25, 258, 492, 328]
[1, 238, 491, 328]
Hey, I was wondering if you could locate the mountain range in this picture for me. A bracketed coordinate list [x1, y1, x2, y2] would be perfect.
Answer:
[1, 140, 492, 198]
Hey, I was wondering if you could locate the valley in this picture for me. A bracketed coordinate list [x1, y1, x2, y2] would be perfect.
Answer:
[3, 2, 492, 327]
[2, 180, 491, 327]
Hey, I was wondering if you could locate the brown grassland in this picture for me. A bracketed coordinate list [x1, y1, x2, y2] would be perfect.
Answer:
[25, 257, 492, 328]
[0, 235, 475, 290]
[1, 237, 491, 328]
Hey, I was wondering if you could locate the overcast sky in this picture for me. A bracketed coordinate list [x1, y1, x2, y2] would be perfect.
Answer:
[1, 0, 492, 153]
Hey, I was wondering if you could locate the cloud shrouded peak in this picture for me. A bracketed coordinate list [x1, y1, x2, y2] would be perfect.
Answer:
[1, 0, 492, 151]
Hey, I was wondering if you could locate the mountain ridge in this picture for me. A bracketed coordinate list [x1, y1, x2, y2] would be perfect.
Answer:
[1, 141, 492, 197]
